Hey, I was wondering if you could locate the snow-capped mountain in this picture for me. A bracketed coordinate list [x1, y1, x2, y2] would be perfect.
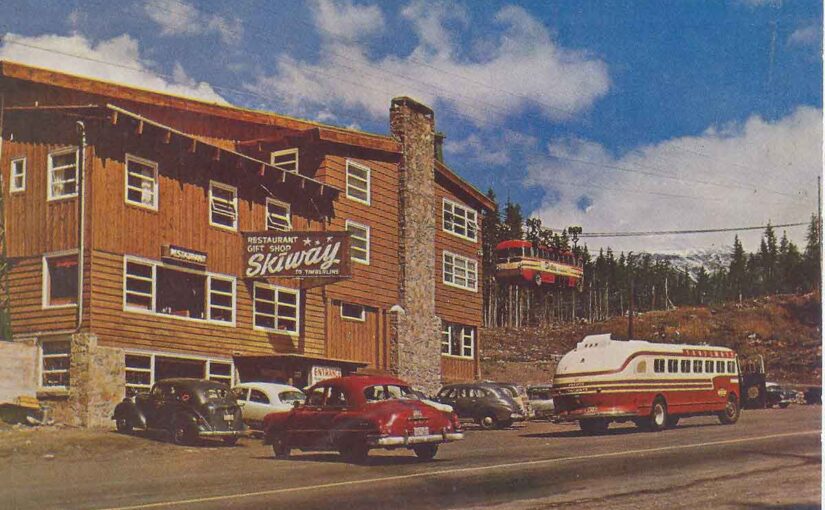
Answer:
[650, 246, 732, 274]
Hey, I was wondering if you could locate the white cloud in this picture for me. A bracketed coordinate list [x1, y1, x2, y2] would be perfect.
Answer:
[526, 107, 822, 254]
[788, 25, 821, 46]
[313, 0, 385, 43]
[446, 130, 538, 166]
[246, 2, 609, 125]
[143, 0, 242, 45]
[0, 32, 227, 104]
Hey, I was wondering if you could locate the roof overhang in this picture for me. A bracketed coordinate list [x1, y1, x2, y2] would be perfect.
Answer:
[435, 160, 496, 212]
[233, 354, 368, 370]
[105, 104, 341, 200]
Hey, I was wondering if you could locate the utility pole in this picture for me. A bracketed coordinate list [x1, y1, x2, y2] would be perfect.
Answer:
[628, 278, 634, 340]
[818, 176, 822, 295]
[0, 92, 10, 341]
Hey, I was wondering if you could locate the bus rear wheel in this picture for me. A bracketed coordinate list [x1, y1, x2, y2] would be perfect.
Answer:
[644, 397, 668, 432]
[718, 394, 740, 425]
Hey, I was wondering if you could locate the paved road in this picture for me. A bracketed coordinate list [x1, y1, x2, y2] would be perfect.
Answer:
[3, 406, 820, 509]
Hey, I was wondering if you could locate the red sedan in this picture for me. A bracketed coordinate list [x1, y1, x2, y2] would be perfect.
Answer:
[262, 375, 463, 463]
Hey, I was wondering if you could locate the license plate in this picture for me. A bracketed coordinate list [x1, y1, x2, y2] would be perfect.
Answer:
[413, 426, 429, 437]
[224, 413, 234, 421]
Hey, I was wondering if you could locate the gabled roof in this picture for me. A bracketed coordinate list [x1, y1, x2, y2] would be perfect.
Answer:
[435, 160, 496, 212]
[0, 60, 401, 154]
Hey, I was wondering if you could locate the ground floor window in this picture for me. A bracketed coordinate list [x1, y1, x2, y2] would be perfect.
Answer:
[441, 322, 475, 359]
[124, 351, 235, 397]
[123, 256, 236, 325]
[253, 282, 300, 334]
[40, 340, 71, 388]
[43, 253, 78, 308]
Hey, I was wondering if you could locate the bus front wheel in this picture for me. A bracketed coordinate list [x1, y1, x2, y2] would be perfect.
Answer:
[718, 394, 740, 425]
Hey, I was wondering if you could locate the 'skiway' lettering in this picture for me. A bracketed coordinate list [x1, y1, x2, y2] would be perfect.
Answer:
[246, 241, 341, 277]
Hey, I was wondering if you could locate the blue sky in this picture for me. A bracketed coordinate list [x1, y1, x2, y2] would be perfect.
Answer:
[1, 0, 821, 253]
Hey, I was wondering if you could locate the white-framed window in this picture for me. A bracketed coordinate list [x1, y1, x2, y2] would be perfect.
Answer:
[207, 360, 233, 386]
[125, 351, 234, 397]
[442, 251, 478, 291]
[40, 340, 71, 388]
[340, 303, 366, 321]
[345, 160, 370, 205]
[10, 157, 25, 193]
[125, 353, 152, 397]
[270, 148, 299, 173]
[47, 148, 78, 200]
[345, 220, 370, 264]
[209, 181, 238, 231]
[122, 256, 236, 326]
[441, 323, 475, 359]
[42, 252, 79, 308]
[265, 198, 291, 231]
[253, 282, 300, 334]
[124, 154, 158, 210]
[442, 198, 478, 241]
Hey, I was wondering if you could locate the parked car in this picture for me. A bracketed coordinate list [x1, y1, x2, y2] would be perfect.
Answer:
[262, 375, 463, 463]
[526, 384, 554, 420]
[766, 382, 797, 408]
[234, 382, 305, 429]
[435, 383, 525, 429]
[487, 382, 532, 418]
[113, 378, 246, 445]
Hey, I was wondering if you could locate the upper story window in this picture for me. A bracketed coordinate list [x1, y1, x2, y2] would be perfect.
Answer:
[346, 220, 370, 264]
[443, 251, 478, 292]
[47, 148, 78, 200]
[345, 160, 370, 205]
[443, 199, 478, 241]
[43, 252, 78, 308]
[266, 198, 291, 231]
[271, 148, 299, 173]
[209, 181, 238, 231]
[125, 154, 158, 210]
[123, 256, 236, 325]
[10, 157, 25, 193]
[253, 282, 300, 334]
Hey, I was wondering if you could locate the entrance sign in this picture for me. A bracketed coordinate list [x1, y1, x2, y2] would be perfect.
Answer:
[244, 231, 350, 279]
[309, 365, 341, 386]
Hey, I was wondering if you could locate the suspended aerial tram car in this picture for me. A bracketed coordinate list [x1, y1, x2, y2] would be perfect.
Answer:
[495, 240, 583, 287]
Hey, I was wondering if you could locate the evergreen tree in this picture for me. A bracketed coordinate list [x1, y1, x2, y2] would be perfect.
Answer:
[803, 214, 821, 292]
[728, 235, 747, 301]
[503, 200, 524, 239]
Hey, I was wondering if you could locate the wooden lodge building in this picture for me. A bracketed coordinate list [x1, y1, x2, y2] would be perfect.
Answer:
[0, 61, 495, 425]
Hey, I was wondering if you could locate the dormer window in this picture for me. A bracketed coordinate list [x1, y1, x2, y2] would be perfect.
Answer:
[271, 148, 299, 173]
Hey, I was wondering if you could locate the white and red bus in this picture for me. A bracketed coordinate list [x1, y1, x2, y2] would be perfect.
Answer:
[495, 240, 583, 287]
[552, 334, 741, 434]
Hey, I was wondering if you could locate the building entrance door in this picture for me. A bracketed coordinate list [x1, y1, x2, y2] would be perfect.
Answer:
[154, 356, 205, 381]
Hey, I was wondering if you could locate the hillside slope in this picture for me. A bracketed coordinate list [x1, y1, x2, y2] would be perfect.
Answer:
[481, 292, 821, 386]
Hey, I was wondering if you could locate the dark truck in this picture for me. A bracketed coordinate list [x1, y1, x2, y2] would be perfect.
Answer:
[113, 378, 246, 445]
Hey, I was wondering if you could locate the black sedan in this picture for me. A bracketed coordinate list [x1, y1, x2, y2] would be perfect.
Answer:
[112, 378, 246, 445]
[434, 383, 525, 429]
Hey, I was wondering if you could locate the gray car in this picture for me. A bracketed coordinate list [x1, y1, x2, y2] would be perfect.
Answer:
[527, 384, 554, 420]
[435, 383, 525, 429]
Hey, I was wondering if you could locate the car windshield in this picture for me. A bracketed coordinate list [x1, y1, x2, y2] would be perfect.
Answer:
[198, 385, 234, 402]
[279, 390, 304, 404]
[363, 384, 415, 402]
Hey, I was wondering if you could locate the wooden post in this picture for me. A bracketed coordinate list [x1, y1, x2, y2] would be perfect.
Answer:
[628, 278, 634, 339]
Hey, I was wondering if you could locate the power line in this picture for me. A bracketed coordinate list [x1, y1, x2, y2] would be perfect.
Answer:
[576, 221, 808, 238]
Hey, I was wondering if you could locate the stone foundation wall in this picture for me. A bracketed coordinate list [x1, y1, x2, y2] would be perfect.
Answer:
[46, 333, 125, 428]
[390, 97, 442, 395]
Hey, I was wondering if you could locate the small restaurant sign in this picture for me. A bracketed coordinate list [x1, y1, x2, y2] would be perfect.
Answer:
[161, 244, 207, 267]
[243, 231, 351, 279]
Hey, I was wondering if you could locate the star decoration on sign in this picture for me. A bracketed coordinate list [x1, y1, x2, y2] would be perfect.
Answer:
[302, 238, 313, 246]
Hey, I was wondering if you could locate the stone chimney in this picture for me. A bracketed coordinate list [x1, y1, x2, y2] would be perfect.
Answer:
[389, 97, 442, 394]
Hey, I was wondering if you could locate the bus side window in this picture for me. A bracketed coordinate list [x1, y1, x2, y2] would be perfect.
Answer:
[693, 360, 703, 373]
[727, 361, 736, 374]
[653, 359, 665, 373]
[667, 359, 678, 373]
[716, 361, 725, 373]
[681, 360, 691, 373]
[705, 360, 714, 373]
[636, 360, 647, 373]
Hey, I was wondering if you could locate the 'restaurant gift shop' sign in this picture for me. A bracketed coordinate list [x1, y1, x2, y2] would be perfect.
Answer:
[244, 231, 351, 279]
